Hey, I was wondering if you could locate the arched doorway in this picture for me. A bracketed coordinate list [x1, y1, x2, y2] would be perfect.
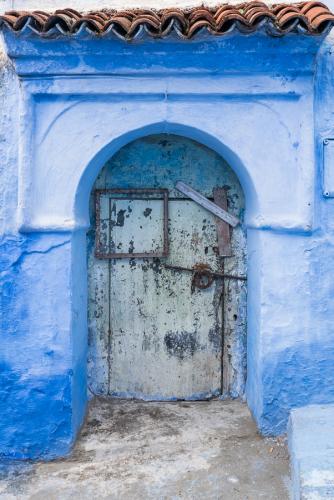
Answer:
[87, 134, 246, 400]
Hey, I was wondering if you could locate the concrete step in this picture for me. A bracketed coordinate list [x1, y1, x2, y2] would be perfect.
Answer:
[289, 404, 334, 499]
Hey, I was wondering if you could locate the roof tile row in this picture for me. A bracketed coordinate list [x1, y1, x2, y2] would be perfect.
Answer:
[1, 1, 334, 39]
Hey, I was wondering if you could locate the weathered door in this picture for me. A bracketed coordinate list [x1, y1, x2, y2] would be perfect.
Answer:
[88, 135, 246, 400]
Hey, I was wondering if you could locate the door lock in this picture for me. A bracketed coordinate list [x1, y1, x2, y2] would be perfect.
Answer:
[163, 263, 246, 292]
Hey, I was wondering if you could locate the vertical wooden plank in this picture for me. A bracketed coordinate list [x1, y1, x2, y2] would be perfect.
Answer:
[213, 187, 232, 397]
[87, 167, 110, 395]
[213, 187, 232, 257]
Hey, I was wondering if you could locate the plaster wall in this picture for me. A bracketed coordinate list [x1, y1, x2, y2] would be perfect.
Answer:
[0, 24, 334, 458]
[0, 55, 87, 459]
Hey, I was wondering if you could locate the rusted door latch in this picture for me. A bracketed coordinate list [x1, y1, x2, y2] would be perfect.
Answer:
[163, 263, 246, 293]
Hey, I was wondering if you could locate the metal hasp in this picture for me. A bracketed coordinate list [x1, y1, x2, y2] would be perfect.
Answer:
[95, 188, 169, 259]
[323, 139, 334, 197]
[164, 263, 246, 293]
[175, 181, 240, 227]
[164, 264, 247, 281]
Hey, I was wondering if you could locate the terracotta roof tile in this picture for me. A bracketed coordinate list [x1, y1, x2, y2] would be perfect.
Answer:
[0, 1, 333, 39]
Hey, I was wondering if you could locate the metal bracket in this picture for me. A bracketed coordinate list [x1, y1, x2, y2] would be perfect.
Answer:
[323, 139, 334, 198]
[95, 188, 169, 259]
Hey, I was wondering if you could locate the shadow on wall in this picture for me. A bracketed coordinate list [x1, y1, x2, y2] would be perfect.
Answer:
[261, 342, 334, 435]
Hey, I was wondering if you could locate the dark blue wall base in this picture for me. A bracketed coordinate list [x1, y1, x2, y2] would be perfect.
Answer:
[0, 367, 75, 459]
[256, 344, 334, 436]
[0, 233, 87, 459]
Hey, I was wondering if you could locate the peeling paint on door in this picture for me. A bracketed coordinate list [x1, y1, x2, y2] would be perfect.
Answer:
[87, 135, 247, 400]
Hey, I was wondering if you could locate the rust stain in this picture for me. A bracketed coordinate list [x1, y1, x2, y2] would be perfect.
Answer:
[191, 231, 203, 248]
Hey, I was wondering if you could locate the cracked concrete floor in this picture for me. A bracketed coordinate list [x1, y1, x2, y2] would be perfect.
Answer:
[0, 398, 290, 500]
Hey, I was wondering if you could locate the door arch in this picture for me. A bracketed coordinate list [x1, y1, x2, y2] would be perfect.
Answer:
[87, 134, 247, 400]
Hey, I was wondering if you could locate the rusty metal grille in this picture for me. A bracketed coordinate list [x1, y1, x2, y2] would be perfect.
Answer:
[94, 188, 169, 259]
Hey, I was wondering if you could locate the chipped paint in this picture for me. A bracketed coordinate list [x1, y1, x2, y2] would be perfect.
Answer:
[87, 135, 247, 400]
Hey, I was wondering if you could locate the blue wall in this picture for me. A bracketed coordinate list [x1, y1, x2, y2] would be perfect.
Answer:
[1, 28, 334, 457]
[0, 61, 87, 456]
[252, 34, 334, 435]
[0, 232, 81, 458]
[246, 33, 334, 436]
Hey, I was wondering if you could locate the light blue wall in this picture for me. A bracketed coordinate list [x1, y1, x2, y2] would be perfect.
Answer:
[0, 60, 87, 458]
[254, 33, 334, 435]
[246, 33, 334, 436]
[0, 28, 334, 458]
